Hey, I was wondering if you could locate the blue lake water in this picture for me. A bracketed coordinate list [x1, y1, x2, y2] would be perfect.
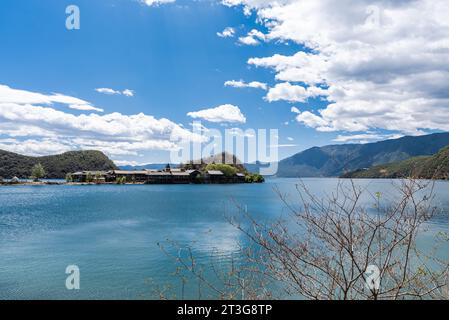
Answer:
[1, 178, 449, 300]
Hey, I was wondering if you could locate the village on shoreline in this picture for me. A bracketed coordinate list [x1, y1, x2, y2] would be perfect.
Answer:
[0, 163, 265, 186]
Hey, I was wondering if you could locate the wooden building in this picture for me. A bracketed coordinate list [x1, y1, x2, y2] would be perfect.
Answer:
[70, 168, 247, 184]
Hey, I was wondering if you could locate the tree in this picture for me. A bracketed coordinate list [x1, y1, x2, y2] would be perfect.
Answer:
[161, 179, 449, 300]
[86, 172, 94, 183]
[65, 173, 73, 183]
[94, 172, 103, 184]
[230, 179, 449, 299]
[205, 163, 238, 177]
[30, 163, 46, 181]
[116, 176, 126, 184]
[245, 173, 264, 183]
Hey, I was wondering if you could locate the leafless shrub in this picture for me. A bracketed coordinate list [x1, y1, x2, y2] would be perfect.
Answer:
[159, 179, 449, 300]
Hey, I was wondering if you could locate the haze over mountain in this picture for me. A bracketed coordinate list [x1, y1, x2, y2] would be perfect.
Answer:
[277, 132, 449, 177]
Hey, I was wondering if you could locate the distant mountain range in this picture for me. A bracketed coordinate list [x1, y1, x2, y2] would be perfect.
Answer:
[343, 146, 449, 180]
[277, 132, 449, 177]
[2, 132, 449, 180]
[119, 154, 269, 174]
[0, 150, 117, 179]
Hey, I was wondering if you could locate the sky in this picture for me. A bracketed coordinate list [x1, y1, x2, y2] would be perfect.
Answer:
[0, 0, 448, 165]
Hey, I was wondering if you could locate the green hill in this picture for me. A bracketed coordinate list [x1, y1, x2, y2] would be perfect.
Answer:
[180, 152, 248, 173]
[342, 146, 449, 179]
[277, 132, 449, 177]
[0, 150, 118, 179]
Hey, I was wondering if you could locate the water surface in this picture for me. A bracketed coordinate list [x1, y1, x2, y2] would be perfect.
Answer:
[1, 178, 449, 299]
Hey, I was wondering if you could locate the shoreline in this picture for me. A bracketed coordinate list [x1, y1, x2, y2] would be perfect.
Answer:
[0, 181, 261, 186]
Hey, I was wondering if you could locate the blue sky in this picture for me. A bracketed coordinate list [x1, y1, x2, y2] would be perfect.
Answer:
[0, 0, 447, 164]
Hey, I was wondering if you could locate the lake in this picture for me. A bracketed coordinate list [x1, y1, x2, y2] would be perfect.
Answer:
[1, 178, 449, 300]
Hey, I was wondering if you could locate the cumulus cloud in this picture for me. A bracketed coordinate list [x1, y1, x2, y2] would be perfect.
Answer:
[217, 27, 236, 38]
[224, 80, 267, 90]
[95, 88, 134, 97]
[226, 0, 449, 135]
[0, 84, 205, 157]
[266, 82, 327, 102]
[187, 104, 247, 123]
[238, 29, 266, 46]
[0, 138, 73, 157]
[294, 111, 330, 130]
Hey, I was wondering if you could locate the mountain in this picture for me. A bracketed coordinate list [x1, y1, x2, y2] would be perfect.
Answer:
[342, 146, 449, 179]
[0, 150, 118, 179]
[277, 132, 449, 177]
[120, 160, 275, 175]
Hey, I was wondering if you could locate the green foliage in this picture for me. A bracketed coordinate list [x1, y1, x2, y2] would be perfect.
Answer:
[0, 150, 118, 179]
[180, 152, 248, 173]
[94, 172, 103, 184]
[343, 146, 449, 180]
[205, 163, 238, 177]
[278, 132, 449, 177]
[245, 173, 265, 183]
[194, 175, 204, 184]
[65, 173, 73, 183]
[30, 163, 46, 181]
[116, 176, 126, 184]
[86, 172, 94, 183]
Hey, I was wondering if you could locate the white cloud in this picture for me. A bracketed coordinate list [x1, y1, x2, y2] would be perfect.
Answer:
[269, 143, 297, 148]
[266, 82, 327, 102]
[248, 51, 326, 85]
[224, 80, 267, 90]
[287, 136, 294, 141]
[0, 138, 73, 157]
[294, 111, 330, 130]
[187, 104, 247, 124]
[238, 29, 266, 46]
[333, 133, 403, 144]
[226, 0, 449, 135]
[122, 89, 134, 97]
[0, 84, 205, 157]
[143, 0, 175, 6]
[0, 84, 99, 112]
[69, 104, 104, 112]
[217, 27, 236, 38]
[113, 160, 149, 167]
[291, 106, 300, 114]
[95, 88, 135, 97]
[95, 88, 120, 95]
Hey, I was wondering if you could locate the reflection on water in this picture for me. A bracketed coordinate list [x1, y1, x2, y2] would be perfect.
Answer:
[0, 178, 448, 299]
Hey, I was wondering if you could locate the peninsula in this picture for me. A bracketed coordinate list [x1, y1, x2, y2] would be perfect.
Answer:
[0, 150, 264, 185]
